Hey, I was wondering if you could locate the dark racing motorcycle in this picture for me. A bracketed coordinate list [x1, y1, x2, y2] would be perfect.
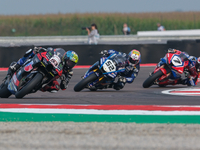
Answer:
[74, 53, 127, 92]
[0, 50, 64, 98]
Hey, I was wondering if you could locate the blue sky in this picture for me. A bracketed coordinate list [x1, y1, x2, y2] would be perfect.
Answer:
[0, 0, 200, 15]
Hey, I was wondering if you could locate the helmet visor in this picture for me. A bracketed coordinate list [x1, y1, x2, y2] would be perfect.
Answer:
[129, 57, 138, 64]
[66, 60, 76, 69]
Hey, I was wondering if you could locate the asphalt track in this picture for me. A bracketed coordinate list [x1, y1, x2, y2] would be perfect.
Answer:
[0, 66, 200, 105]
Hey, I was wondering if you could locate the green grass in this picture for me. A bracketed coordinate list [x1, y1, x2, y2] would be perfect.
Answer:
[0, 12, 200, 36]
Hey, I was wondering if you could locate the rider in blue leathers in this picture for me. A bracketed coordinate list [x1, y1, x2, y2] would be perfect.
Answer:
[86, 49, 141, 90]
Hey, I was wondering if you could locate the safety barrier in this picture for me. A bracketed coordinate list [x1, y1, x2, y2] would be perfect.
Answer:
[0, 40, 200, 67]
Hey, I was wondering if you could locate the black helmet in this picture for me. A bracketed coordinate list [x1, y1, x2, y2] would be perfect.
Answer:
[62, 50, 79, 69]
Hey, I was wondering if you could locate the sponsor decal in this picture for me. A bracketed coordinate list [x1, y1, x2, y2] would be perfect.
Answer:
[12, 73, 19, 86]
[24, 61, 33, 72]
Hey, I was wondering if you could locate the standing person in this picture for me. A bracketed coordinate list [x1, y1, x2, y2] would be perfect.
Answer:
[157, 23, 166, 31]
[123, 23, 131, 35]
[8, 47, 79, 93]
[86, 23, 99, 45]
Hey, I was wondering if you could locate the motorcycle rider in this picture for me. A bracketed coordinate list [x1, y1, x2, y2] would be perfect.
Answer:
[158, 48, 198, 86]
[7, 47, 79, 93]
[86, 49, 141, 90]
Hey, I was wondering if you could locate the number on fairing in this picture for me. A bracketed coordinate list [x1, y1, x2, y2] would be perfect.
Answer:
[172, 56, 183, 66]
[103, 60, 116, 72]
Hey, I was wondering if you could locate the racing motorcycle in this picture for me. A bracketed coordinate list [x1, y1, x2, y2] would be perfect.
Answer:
[0, 50, 64, 98]
[74, 53, 127, 92]
[143, 52, 199, 88]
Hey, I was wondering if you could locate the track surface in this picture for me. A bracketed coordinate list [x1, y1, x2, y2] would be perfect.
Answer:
[0, 66, 200, 105]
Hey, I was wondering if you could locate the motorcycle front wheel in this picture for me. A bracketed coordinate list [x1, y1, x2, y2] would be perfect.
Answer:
[15, 73, 43, 98]
[143, 70, 164, 88]
[74, 73, 98, 92]
[0, 81, 11, 98]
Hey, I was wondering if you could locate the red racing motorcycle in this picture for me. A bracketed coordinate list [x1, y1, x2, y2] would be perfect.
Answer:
[143, 52, 199, 88]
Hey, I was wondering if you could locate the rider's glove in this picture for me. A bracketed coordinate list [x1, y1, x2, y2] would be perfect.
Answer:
[167, 48, 176, 53]
[60, 74, 67, 90]
[189, 77, 196, 86]
[118, 76, 126, 83]
[9, 62, 21, 72]
[33, 47, 40, 53]
[60, 80, 68, 90]
[125, 66, 135, 74]
[100, 50, 108, 56]
[33, 47, 47, 54]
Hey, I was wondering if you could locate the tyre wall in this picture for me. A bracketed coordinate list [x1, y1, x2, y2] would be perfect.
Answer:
[1, 40, 200, 67]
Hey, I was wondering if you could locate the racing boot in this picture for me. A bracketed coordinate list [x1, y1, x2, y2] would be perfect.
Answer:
[113, 76, 126, 90]
[40, 80, 60, 93]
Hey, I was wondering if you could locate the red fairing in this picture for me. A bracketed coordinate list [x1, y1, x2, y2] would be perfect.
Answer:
[37, 53, 42, 60]
[160, 68, 167, 75]
[55, 69, 63, 77]
[167, 53, 174, 64]
[41, 52, 62, 76]
[40, 52, 49, 61]
[153, 67, 160, 73]
[12, 73, 19, 86]
[167, 51, 188, 74]
[166, 50, 182, 64]
[159, 79, 178, 85]
[153, 66, 167, 75]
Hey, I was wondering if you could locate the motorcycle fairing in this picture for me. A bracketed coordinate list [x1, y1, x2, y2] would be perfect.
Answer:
[40, 51, 63, 77]
[24, 61, 34, 72]
[8, 73, 19, 94]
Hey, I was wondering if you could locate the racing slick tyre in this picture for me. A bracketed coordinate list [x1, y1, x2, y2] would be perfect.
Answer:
[143, 70, 163, 88]
[158, 84, 167, 87]
[0, 82, 11, 98]
[15, 73, 43, 99]
[74, 73, 98, 92]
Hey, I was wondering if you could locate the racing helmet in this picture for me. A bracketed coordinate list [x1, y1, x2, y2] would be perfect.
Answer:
[167, 48, 177, 53]
[189, 56, 197, 62]
[197, 57, 200, 64]
[128, 49, 141, 66]
[62, 50, 79, 69]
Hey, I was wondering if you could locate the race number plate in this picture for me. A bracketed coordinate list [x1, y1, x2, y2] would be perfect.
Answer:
[172, 56, 183, 66]
[103, 60, 116, 72]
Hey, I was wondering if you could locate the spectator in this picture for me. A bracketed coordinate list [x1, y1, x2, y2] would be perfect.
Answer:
[86, 23, 99, 45]
[123, 23, 131, 35]
[157, 23, 166, 31]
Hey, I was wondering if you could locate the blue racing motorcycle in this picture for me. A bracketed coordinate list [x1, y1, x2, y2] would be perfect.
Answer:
[74, 53, 127, 92]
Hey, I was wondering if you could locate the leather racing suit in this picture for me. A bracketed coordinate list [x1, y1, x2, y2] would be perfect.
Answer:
[8, 47, 73, 92]
[86, 49, 140, 90]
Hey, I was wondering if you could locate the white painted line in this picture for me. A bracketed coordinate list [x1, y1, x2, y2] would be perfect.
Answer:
[162, 87, 200, 96]
[1, 108, 200, 115]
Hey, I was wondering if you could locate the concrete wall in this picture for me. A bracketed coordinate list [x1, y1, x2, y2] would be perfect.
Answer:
[1, 40, 200, 67]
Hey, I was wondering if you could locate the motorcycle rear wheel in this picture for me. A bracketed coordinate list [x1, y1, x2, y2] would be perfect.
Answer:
[0, 82, 12, 98]
[15, 73, 43, 99]
[74, 73, 98, 92]
[143, 70, 163, 88]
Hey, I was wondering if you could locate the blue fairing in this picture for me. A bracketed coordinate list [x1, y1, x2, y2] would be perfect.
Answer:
[171, 70, 181, 79]
[161, 57, 167, 64]
[84, 53, 126, 88]
[7, 80, 17, 94]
